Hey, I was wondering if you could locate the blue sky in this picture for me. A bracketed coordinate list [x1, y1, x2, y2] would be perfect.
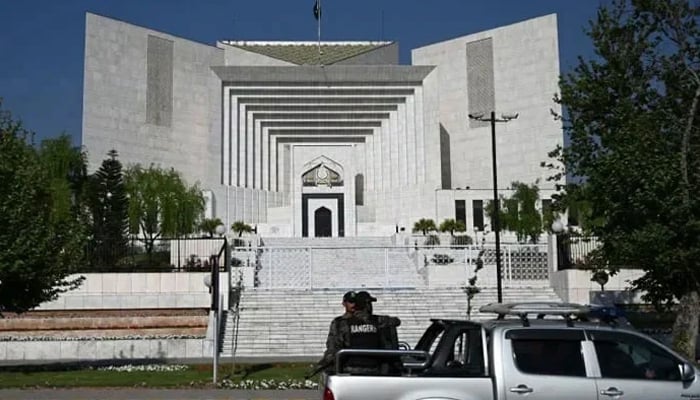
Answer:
[0, 0, 605, 145]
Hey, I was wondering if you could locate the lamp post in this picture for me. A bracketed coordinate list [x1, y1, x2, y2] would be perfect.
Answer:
[204, 222, 225, 386]
[468, 111, 518, 303]
[551, 220, 571, 271]
[203, 273, 217, 384]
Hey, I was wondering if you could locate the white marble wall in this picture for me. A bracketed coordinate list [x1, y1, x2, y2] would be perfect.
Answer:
[37, 273, 229, 310]
[83, 14, 223, 192]
[550, 269, 645, 305]
[0, 338, 211, 363]
[412, 14, 564, 193]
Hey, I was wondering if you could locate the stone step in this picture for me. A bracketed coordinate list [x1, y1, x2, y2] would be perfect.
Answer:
[219, 287, 562, 357]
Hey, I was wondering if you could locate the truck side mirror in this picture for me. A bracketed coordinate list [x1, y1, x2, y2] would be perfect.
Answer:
[680, 363, 695, 382]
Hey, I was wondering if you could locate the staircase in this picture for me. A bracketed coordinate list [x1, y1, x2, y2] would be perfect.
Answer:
[220, 286, 562, 359]
[261, 237, 394, 248]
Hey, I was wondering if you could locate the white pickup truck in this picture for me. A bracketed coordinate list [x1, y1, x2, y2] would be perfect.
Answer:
[320, 303, 700, 400]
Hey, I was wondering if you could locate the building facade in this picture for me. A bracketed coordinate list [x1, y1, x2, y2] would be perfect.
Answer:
[82, 13, 563, 238]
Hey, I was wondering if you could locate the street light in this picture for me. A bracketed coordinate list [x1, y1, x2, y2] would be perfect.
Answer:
[551, 220, 565, 234]
[204, 248, 221, 385]
[215, 224, 226, 237]
[468, 111, 518, 303]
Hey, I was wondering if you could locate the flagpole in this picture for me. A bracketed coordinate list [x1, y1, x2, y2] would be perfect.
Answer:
[317, 0, 322, 65]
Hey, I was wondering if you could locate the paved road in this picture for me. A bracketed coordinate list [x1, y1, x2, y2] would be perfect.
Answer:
[0, 389, 318, 400]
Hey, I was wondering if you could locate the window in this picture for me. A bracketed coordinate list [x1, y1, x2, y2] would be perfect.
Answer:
[508, 329, 586, 377]
[455, 200, 466, 227]
[445, 328, 485, 376]
[472, 200, 484, 231]
[355, 174, 364, 205]
[542, 199, 552, 219]
[568, 206, 580, 227]
[420, 326, 485, 378]
[590, 331, 681, 381]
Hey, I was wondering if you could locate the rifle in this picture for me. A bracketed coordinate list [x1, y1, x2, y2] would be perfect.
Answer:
[304, 361, 330, 380]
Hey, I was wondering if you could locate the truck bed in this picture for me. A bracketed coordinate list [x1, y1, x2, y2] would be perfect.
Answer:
[324, 374, 494, 400]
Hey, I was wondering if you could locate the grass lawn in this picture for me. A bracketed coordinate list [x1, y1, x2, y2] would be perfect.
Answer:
[0, 363, 315, 388]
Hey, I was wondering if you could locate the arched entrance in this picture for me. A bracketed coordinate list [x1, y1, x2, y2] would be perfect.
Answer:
[300, 156, 345, 237]
[314, 207, 332, 237]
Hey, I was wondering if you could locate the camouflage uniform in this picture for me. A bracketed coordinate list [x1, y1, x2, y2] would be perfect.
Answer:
[316, 309, 401, 374]
[317, 311, 353, 371]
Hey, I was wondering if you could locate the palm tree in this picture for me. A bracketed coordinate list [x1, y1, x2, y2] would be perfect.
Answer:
[412, 218, 437, 235]
[439, 218, 466, 236]
[200, 218, 224, 238]
[231, 221, 253, 237]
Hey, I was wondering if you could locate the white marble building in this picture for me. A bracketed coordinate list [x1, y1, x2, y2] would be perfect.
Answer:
[82, 13, 563, 238]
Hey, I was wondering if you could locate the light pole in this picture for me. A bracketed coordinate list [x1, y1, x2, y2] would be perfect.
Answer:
[204, 222, 225, 385]
[468, 111, 518, 303]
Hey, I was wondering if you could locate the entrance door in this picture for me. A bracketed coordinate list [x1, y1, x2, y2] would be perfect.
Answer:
[314, 207, 332, 237]
[302, 194, 344, 237]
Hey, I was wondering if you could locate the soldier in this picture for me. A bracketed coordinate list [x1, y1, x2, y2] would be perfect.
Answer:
[310, 291, 401, 376]
[356, 291, 402, 374]
[313, 291, 358, 375]
[342, 290, 385, 374]
[356, 290, 402, 345]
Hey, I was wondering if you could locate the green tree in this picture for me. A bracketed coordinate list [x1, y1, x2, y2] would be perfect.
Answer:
[86, 150, 129, 269]
[504, 182, 544, 244]
[125, 165, 205, 256]
[486, 182, 545, 243]
[412, 218, 437, 235]
[549, 0, 700, 358]
[439, 219, 466, 236]
[0, 103, 85, 313]
[231, 221, 253, 237]
[200, 218, 224, 238]
[37, 134, 89, 225]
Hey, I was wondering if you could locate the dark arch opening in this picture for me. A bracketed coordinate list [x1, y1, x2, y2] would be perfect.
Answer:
[314, 207, 332, 237]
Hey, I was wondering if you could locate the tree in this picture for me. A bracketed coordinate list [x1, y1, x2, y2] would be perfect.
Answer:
[231, 221, 253, 237]
[37, 134, 89, 225]
[200, 218, 224, 238]
[549, 0, 700, 359]
[124, 165, 205, 257]
[439, 219, 466, 236]
[86, 150, 129, 269]
[412, 218, 437, 235]
[485, 182, 546, 243]
[0, 103, 85, 313]
[503, 182, 544, 244]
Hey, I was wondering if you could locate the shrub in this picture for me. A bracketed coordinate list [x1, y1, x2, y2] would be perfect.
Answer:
[431, 254, 454, 265]
[425, 234, 440, 246]
[451, 235, 473, 247]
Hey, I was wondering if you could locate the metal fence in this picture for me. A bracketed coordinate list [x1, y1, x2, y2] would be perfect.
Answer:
[415, 244, 549, 281]
[556, 233, 601, 270]
[81, 236, 227, 272]
[232, 244, 550, 290]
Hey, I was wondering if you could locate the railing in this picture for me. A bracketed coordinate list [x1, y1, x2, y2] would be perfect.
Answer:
[80, 236, 227, 272]
[556, 233, 601, 270]
[416, 244, 549, 281]
[231, 244, 550, 290]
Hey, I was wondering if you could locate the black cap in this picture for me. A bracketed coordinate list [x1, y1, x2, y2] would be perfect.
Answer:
[343, 291, 357, 303]
[356, 291, 377, 304]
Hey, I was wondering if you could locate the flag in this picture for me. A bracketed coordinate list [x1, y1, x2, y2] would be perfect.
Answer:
[313, 0, 321, 20]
